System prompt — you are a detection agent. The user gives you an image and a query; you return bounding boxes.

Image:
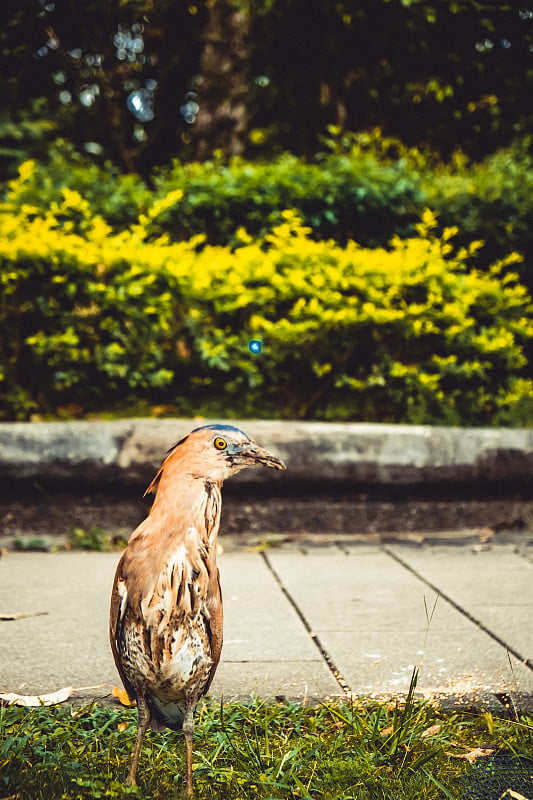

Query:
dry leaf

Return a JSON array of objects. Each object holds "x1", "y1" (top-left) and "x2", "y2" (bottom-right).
[
  {"x1": 479, "y1": 527, "x2": 494, "y2": 543},
  {"x1": 71, "y1": 683, "x2": 106, "y2": 693},
  {"x1": 449, "y1": 747, "x2": 495, "y2": 761},
  {"x1": 0, "y1": 686, "x2": 74, "y2": 707},
  {"x1": 112, "y1": 686, "x2": 134, "y2": 706},
  {"x1": 421, "y1": 724, "x2": 441, "y2": 738},
  {"x1": 380, "y1": 725, "x2": 394, "y2": 736},
  {"x1": 117, "y1": 721, "x2": 128, "y2": 732},
  {"x1": 0, "y1": 683, "x2": 106, "y2": 708},
  {"x1": 0, "y1": 611, "x2": 48, "y2": 621}
]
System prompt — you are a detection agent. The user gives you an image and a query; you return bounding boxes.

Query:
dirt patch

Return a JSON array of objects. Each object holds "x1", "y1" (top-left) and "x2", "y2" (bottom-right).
[{"x1": 1, "y1": 486, "x2": 531, "y2": 544}]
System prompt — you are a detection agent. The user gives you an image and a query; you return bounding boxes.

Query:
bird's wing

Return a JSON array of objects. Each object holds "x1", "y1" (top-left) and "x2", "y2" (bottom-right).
[
  {"x1": 203, "y1": 566, "x2": 223, "y2": 695},
  {"x1": 109, "y1": 553, "x2": 137, "y2": 703},
  {"x1": 110, "y1": 523, "x2": 218, "y2": 684}
]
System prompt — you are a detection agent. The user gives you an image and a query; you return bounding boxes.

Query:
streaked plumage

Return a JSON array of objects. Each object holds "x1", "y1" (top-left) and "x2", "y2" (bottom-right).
[{"x1": 109, "y1": 424, "x2": 285, "y2": 795}]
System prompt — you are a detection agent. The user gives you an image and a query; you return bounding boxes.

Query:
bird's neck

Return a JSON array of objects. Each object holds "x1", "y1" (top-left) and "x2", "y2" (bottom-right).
[
  {"x1": 123, "y1": 473, "x2": 223, "y2": 620},
  {"x1": 149, "y1": 470, "x2": 222, "y2": 551}
]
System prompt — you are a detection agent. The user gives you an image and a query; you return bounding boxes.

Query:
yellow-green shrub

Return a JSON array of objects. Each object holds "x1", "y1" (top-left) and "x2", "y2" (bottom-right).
[
  {"x1": 1, "y1": 184, "x2": 532, "y2": 424},
  {"x1": 7, "y1": 140, "x2": 533, "y2": 297},
  {"x1": 426, "y1": 141, "x2": 533, "y2": 292},
  {"x1": 3, "y1": 141, "x2": 422, "y2": 247}
]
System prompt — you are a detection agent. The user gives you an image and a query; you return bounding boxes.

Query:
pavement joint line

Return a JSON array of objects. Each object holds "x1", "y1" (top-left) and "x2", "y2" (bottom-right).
[
  {"x1": 518, "y1": 548, "x2": 533, "y2": 566},
  {"x1": 260, "y1": 551, "x2": 353, "y2": 697},
  {"x1": 382, "y1": 545, "x2": 533, "y2": 674}
]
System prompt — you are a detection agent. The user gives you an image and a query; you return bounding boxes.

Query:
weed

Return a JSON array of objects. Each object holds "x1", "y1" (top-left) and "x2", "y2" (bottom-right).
[
  {"x1": 13, "y1": 537, "x2": 51, "y2": 552},
  {"x1": 67, "y1": 526, "x2": 128, "y2": 552}
]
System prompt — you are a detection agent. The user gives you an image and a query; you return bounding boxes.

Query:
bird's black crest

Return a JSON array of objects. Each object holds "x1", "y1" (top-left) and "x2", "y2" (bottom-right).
[{"x1": 193, "y1": 423, "x2": 249, "y2": 437}]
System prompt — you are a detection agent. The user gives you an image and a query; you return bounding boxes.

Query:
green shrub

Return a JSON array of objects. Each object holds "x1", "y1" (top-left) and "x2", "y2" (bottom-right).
[
  {"x1": 426, "y1": 140, "x2": 533, "y2": 291},
  {"x1": 7, "y1": 137, "x2": 533, "y2": 296},
  {"x1": 1, "y1": 141, "x2": 150, "y2": 231},
  {"x1": 147, "y1": 151, "x2": 422, "y2": 247},
  {"x1": 178, "y1": 210, "x2": 533, "y2": 426},
  {"x1": 4, "y1": 140, "x2": 422, "y2": 247},
  {"x1": 319, "y1": 130, "x2": 533, "y2": 292},
  {"x1": 1, "y1": 180, "x2": 531, "y2": 426}
]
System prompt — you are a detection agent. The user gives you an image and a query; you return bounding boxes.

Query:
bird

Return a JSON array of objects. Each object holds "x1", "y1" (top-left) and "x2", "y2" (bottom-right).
[{"x1": 109, "y1": 423, "x2": 286, "y2": 796}]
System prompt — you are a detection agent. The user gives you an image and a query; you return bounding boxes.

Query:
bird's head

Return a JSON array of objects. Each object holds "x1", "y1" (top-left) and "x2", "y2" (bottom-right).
[{"x1": 146, "y1": 424, "x2": 286, "y2": 493}]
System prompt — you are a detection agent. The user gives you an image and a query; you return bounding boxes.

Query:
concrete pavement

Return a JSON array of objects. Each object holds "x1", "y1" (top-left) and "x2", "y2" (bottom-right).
[{"x1": 1, "y1": 541, "x2": 532, "y2": 710}]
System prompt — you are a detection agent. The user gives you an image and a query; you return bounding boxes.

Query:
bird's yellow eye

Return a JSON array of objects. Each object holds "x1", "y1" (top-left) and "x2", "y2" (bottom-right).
[{"x1": 213, "y1": 437, "x2": 227, "y2": 451}]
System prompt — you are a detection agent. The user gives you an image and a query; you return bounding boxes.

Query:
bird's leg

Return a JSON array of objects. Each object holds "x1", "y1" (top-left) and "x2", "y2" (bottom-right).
[
  {"x1": 183, "y1": 708, "x2": 195, "y2": 797},
  {"x1": 126, "y1": 696, "x2": 150, "y2": 786}
]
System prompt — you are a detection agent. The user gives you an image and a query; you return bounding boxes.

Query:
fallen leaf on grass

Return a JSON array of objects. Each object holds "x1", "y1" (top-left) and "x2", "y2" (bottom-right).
[
  {"x1": 117, "y1": 721, "x2": 128, "y2": 732},
  {"x1": 448, "y1": 747, "x2": 495, "y2": 761},
  {"x1": 0, "y1": 687, "x2": 74, "y2": 707},
  {"x1": 421, "y1": 724, "x2": 442, "y2": 738},
  {"x1": 380, "y1": 725, "x2": 394, "y2": 736},
  {"x1": 112, "y1": 686, "x2": 134, "y2": 706}
]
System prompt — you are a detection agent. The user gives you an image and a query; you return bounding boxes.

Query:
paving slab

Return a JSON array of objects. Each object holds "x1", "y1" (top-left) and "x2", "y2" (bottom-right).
[
  {"x1": 384, "y1": 545, "x2": 533, "y2": 664},
  {"x1": 210, "y1": 553, "x2": 340, "y2": 699},
  {"x1": 0, "y1": 552, "x2": 118, "y2": 697},
  {"x1": 267, "y1": 545, "x2": 533, "y2": 699},
  {"x1": 209, "y1": 661, "x2": 339, "y2": 701},
  {"x1": 218, "y1": 553, "x2": 323, "y2": 662}
]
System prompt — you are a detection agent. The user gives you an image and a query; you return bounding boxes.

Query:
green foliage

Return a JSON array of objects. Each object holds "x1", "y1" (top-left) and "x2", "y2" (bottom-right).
[
  {"x1": 0, "y1": 101, "x2": 60, "y2": 181},
  {"x1": 248, "y1": 1, "x2": 533, "y2": 160},
  {"x1": 427, "y1": 139, "x2": 533, "y2": 290},
  {"x1": 322, "y1": 129, "x2": 533, "y2": 290},
  {"x1": 4, "y1": 140, "x2": 422, "y2": 248},
  {"x1": 148, "y1": 150, "x2": 423, "y2": 248},
  {"x1": 0, "y1": 141, "x2": 150, "y2": 230},
  {"x1": 1, "y1": 163, "x2": 532, "y2": 427},
  {"x1": 0, "y1": 1, "x2": 210, "y2": 172},
  {"x1": 67, "y1": 526, "x2": 128, "y2": 551},
  {"x1": 180, "y1": 209, "x2": 532, "y2": 426},
  {"x1": 1, "y1": 698, "x2": 532, "y2": 799}
]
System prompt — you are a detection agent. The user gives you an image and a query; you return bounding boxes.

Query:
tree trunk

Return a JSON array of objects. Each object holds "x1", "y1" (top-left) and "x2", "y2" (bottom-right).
[{"x1": 193, "y1": 0, "x2": 250, "y2": 159}]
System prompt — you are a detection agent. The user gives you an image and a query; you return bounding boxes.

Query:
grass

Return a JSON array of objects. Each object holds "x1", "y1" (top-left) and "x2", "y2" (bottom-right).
[{"x1": 1, "y1": 690, "x2": 532, "y2": 800}]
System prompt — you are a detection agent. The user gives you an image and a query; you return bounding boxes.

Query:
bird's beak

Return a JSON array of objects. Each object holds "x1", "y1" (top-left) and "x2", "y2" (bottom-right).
[{"x1": 236, "y1": 444, "x2": 286, "y2": 471}]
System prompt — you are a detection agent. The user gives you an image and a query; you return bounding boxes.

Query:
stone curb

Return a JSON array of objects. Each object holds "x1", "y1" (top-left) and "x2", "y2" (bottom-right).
[{"x1": 1, "y1": 419, "x2": 532, "y2": 489}]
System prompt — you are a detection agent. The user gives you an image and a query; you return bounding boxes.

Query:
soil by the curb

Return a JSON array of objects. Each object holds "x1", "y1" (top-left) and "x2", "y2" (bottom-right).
[{"x1": 1, "y1": 485, "x2": 531, "y2": 547}]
